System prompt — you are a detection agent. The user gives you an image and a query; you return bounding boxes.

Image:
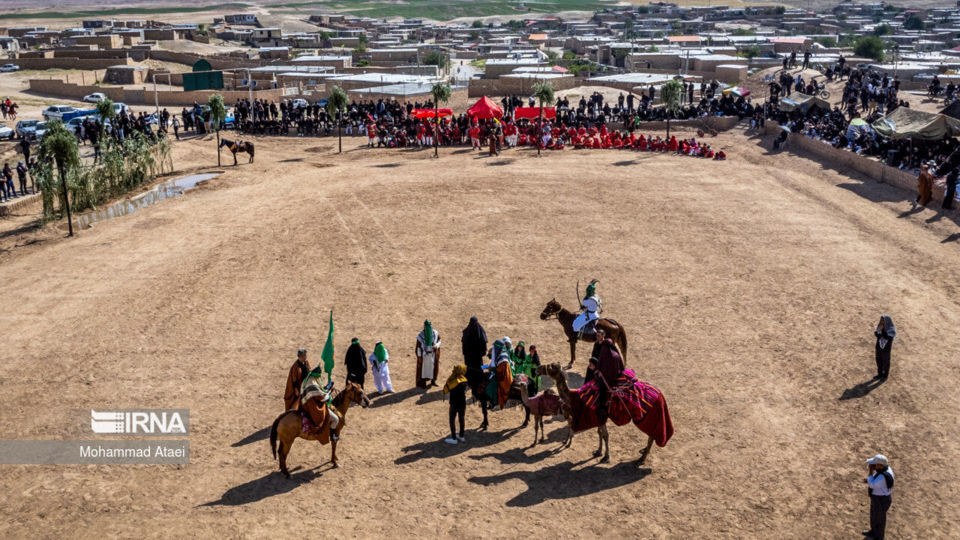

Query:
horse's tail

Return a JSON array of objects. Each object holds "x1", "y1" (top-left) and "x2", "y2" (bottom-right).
[
  {"x1": 270, "y1": 411, "x2": 291, "y2": 460},
  {"x1": 606, "y1": 318, "x2": 627, "y2": 361}
]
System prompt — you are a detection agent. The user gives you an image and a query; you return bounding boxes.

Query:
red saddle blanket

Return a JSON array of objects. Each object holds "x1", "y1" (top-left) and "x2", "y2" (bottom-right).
[{"x1": 569, "y1": 369, "x2": 673, "y2": 447}]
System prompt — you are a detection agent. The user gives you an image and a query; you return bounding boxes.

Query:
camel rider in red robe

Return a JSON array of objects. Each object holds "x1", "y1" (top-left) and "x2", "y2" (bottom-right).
[
  {"x1": 300, "y1": 367, "x2": 340, "y2": 440},
  {"x1": 572, "y1": 280, "x2": 602, "y2": 339}
]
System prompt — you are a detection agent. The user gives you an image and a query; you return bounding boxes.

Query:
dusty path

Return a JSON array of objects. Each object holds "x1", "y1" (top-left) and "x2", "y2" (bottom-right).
[{"x1": 1, "y1": 128, "x2": 958, "y2": 537}]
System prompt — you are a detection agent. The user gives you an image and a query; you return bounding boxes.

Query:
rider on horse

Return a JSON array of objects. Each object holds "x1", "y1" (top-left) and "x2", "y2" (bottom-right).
[
  {"x1": 300, "y1": 366, "x2": 339, "y2": 441},
  {"x1": 284, "y1": 348, "x2": 311, "y2": 410},
  {"x1": 573, "y1": 279, "x2": 602, "y2": 340}
]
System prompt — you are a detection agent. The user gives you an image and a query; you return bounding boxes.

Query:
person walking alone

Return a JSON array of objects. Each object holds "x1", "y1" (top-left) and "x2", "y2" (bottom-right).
[
  {"x1": 874, "y1": 316, "x2": 896, "y2": 380},
  {"x1": 863, "y1": 454, "x2": 894, "y2": 540}
]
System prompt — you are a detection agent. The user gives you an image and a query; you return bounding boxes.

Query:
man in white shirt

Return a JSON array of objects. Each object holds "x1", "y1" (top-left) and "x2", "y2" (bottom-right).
[{"x1": 863, "y1": 454, "x2": 894, "y2": 540}]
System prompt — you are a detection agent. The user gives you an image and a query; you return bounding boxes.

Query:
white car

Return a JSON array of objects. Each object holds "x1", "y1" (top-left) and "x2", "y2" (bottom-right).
[
  {"x1": 83, "y1": 92, "x2": 107, "y2": 103},
  {"x1": 34, "y1": 121, "x2": 49, "y2": 138},
  {"x1": 0, "y1": 122, "x2": 13, "y2": 139},
  {"x1": 0, "y1": 64, "x2": 18, "y2": 72},
  {"x1": 113, "y1": 102, "x2": 130, "y2": 116},
  {"x1": 42, "y1": 105, "x2": 77, "y2": 121},
  {"x1": 292, "y1": 98, "x2": 309, "y2": 109}
]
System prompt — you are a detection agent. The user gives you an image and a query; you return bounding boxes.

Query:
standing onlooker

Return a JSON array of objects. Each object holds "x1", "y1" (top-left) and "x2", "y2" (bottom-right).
[
  {"x1": 0, "y1": 163, "x2": 8, "y2": 201},
  {"x1": 2, "y1": 162, "x2": 15, "y2": 199},
  {"x1": 943, "y1": 169, "x2": 957, "y2": 210},
  {"x1": 19, "y1": 136, "x2": 30, "y2": 163},
  {"x1": 172, "y1": 115, "x2": 180, "y2": 140},
  {"x1": 442, "y1": 364, "x2": 468, "y2": 444},
  {"x1": 415, "y1": 320, "x2": 441, "y2": 388},
  {"x1": 863, "y1": 454, "x2": 894, "y2": 540},
  {"x1": 344, "y1": 338, "x2": 368, "y2": 389},
  {"x1": 916, "y1": 161, "x2": 935, "y2": 206},
  {"x1": 369, "y1": 341, "x2": 393, "y2": 395},
  {"x1": 874, "y1": 316, "x2": 896, "y2": 380},
  {"x1": 16, "y1": 161, "x2": 28, "y2": 196}
]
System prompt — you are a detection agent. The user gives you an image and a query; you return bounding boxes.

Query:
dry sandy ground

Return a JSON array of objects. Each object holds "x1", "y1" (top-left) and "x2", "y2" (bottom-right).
[{"x1": 1, "y1": 125, "x2": 959, "y2": 538}]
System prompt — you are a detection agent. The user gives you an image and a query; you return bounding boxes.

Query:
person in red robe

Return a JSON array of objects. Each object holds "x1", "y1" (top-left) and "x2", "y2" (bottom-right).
[
  {"x1": 668, "y1": 136, "x2": 678, "y2": 153},
  {"x1": 639, "y1": 135, "x2": 647, "y2": 150},
  {"x1": 715, "y1": 150, "x2": 726, "y2": 160}
]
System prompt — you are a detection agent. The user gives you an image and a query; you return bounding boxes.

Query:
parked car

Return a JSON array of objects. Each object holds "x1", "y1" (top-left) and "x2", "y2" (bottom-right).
[
  {"x1": 42, "y1": 105, "x2": 77, "y2": 121},
  {"x1": 82, "y1": 92, "x2": 107, "y2": 103},
  {"x1": 0, "y1": 64, "x2": 19, "y2": 72},
  {"x1": 0, "y1": 122, "x2": 13, "y2": 139},
  {"x1": 15, "y1": 119, "x2": 39, "y2": 139},
  {"x1": 113, "y1": 102, "x2": 130, "y2": 116},
  {"x1": 34, "y1": 121, "x2": 49, "y2": 138}
]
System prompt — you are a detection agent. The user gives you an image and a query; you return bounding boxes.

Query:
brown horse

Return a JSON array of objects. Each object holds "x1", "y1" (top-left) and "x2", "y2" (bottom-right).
[
  {"x1": 269, "y1": 381, "x2": 370, "y2": 477},
  {"x1": 536, "y1": 363, "x2": 656, "y2": 464},
  {"x1": 539, "y1": 298, "x2": 628, "y2": 369},
  {"x1": 219, "y1": 138, "x2": 255, "y2": 165}
]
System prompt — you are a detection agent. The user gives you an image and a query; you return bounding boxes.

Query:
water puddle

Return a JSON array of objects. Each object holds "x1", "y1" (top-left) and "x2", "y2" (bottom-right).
[{"x1": 74, "y1": 172, "x2": 220, "y2": 230}]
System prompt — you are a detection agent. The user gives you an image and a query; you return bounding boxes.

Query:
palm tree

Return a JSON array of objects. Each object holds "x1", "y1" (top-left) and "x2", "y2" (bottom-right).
[
  {"x1": 533, "y1": 81, "x2": 554, "y2": 157},
  {"x1": 95, "y1": 97, "x2": 115, "y2": 146},
  {"x1": 207, "y1": 94, "x2": 227, "y2": 166},
  {"x1": 327, "y1": 86, "x2": 348, "y2": 153},
  {"x1": 661, "y1": 78, "x2": 683, "y2": 139},
  {"x1": 430, "y1": 82, "x2": 451, "y2": 158},
  {"x1": 39, "y1": 120, "x2": 80, "y2": 236}
]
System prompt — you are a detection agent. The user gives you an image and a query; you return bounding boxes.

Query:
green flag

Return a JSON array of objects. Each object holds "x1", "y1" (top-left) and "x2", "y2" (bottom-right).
[{"x1": 321, "y1": 310, "x2": 334, "y2": 382}]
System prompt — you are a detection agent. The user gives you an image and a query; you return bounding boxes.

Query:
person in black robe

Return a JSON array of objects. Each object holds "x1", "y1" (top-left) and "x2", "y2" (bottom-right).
[
  {"x1": 874, "y1": 316, "x2": 896, "y2": 380},
  {"x1": 345, "y1": 338, "x2": 368, "y2": 388},
  {"x1": 461, "y1": 317, "x2": 488, "y2": 389}
]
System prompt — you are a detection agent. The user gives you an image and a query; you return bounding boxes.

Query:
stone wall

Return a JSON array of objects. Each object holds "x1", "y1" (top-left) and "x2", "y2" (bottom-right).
[
  {"x1": 28, "y1": 78, "x2": 285, "y2": 106},
  {"x1": 467, "y1": 76, "x2": 581, "y2": 98},
  {"x1": 15, "y1": 57, "x2": 134, "y2": 70}
]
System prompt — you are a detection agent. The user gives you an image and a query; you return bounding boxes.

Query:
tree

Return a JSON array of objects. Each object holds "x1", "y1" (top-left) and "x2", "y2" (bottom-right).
[
  {"x1": 327, "y1": 86, "x2": 348, "y2": 154},
  {"x1": 904, "y1": 15, "x2": 925, "y2": 31},
  {"x1": 207, "y1": 93, "x2": 226, "y2": 166},
  {"x1": 814, "y1": 36, "x2": 837, "y2": 48},
  {"x1": 422, "y1": 51, "x2": 450, "y2": 72},
  {"x1": 38, "y1": 120, "x2": 79, "y2": 236},
  {"x1": 95, "y1": 97, "x2": 115, "y2": 151},
  {"x1": 430, "y1": 82, "x2": 451, "y2": 158},
  {"x1": 874, "y1": 23, "x2": 893, "y2": 36},
  {"x1": 472, "y1": 20, "x2": 484, "y2": 28},
  {"x1": 532, "y1": 81, "x2": 554, "y2": 157},
  {"x1": 854, "y1": 36, "x2": 885, "y2": 62},
  {"x1": 739, "y1": 45, "x2": 761, "y2": 67},
  {"x1": 661, "y1": 78, "x2": 683, "y2": 139}
]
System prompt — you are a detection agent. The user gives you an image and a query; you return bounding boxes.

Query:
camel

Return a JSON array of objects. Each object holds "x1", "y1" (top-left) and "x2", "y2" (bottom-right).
[
  {"x1": 517, "y1": 374, "x2": 568, "y2": 446},
  {"x1": 536, "y1": 363, "x2": 658, "y2": 464},
  {"x1": 539, "y1": 298, "x2": 628, "y2": 370},
  {"x1": 269, "y1": 381, "x2": 370, "y2": 477},
  {"x1": 534, "y1": 364, "x2": 576, "y2": 448}
]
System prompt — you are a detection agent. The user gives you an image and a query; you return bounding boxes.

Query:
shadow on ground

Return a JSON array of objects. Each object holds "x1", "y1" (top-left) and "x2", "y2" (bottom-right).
[{"x1": 468, "y1": 460, "x2": 651, "y2": 507}]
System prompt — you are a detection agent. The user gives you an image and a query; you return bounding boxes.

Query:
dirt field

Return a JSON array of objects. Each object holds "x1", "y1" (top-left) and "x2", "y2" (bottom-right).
[{"x1": 1, "y1": 125, "x2": 959, "y2": 538}]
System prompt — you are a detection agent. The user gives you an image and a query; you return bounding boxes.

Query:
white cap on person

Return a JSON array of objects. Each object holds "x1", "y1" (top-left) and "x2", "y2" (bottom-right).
[{"x1": 866, "y1": 454, "x2": 889, "y2": 466}]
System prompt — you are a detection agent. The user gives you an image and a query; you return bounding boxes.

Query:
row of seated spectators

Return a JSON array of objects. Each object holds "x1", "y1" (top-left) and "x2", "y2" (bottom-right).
[{"x1": 770, "y1": 104, "x2": 958, "y2": 173}]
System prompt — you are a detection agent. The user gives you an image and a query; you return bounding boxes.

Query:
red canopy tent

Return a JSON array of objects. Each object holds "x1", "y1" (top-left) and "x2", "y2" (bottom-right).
[
  {"x1": 514, "y1": 106, "x2": 556, "y2": 120},
  {"x1": 411, "y1": 108, "x2": 453, "y2": 119},
  {"x1": 467, "y1": 96, "x2": 504, "y2": 119}
]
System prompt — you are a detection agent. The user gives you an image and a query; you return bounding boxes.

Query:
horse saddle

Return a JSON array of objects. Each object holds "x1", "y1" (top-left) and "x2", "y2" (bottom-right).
[
  {"x1": 300, "y1": 399, "x2": 331, "y2": 443},
  {"x1": 582, "y1": 319, "x2": 598, "y2": 335}
]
